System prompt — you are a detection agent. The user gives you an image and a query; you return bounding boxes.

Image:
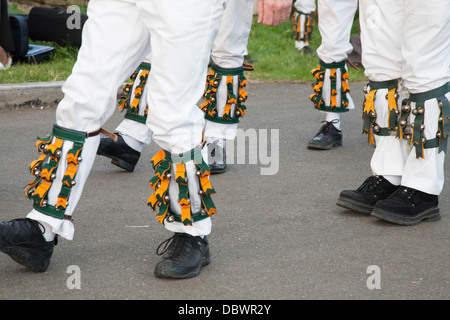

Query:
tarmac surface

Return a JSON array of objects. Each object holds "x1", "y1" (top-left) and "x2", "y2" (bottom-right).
[{"x1": 0, "y1": 80, "x2": 448, "y2": 301}]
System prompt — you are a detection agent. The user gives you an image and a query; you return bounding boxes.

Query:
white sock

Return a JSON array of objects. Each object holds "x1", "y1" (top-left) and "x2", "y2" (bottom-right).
[
  {"x1": 37, "y1": 221, "x2": 56, "y2": 242},
  {"x1": 383, "y1": 175, "x2": 401, "y2": 186},
  {"x1": 121, "y1": 134, "x2": 144, "y2": 152},
  {"x1": 325, "y1": 112, "x2": 341, "y2": 130}
]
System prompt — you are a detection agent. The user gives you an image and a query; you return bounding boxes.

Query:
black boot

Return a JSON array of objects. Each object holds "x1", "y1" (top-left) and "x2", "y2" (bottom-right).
[
  {"x1": 307, "y1": 120, "x2": 342, "y2": 150},
  {"x1": 205, "y1": 139, "x2": 227, "y2": 174},
  {"x1": 337, "y1": 175, "x2": 399, "y2": 215},
  {"x1": 372, "y1": 187, "x2": 440, "y2": 225},
  {"x1": 154, "y1": 233, "x2": 211, "y2": 279},
  {"x1": 0, "y1": 218, "x2": 56, "y2": 272},
  {"x1": 97, "y1": 134, "x2": 141, "y2": 172}
]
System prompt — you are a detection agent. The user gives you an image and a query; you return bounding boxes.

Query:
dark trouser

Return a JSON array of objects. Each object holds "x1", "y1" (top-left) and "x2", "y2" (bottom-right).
[{"x1": 0, "y1": 0, "x2": 14, "y2": 52}]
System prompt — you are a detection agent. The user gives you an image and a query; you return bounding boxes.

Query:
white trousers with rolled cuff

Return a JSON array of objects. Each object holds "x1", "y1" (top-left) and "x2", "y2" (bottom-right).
[
  {"x1": 116, "y1": 0, "x2": 253, "y2": 237},
  {"x1": 292, "y1": 0, "x2": 316, "y2": 50},
  {"x1": 117, "y1": 0, "x2": 254, "y2": 146},
  {"x1": 359, "y1": 0, "x2": 450, "y2": 195},
  {"x1": 311, "y1": 0, "x2": 357, "y2": 122},
  {"x1": 316, "y1": 0, "x2": 357, "y2": 65}
]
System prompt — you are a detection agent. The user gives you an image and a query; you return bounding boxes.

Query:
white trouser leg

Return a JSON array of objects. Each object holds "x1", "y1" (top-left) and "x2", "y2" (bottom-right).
[
  {"x1": 141, "y1": 0, "x2": 227, "y2": 155},
  {"x1": 28, "y1": 0, "x2": 152, "y2": 240},
  {"x1": 140, "y1": 0, "x2": 227, "y2": 235},
  {"x1": 399, "y1": 1, "x2": 449, "y2": 195},
  {"x1": 292, "y1": 0, "x2": 316, "y2": 50},
  {"x1": 360, "y1": 1, "x2": 405, "y2": 184},
  {"x1": 210, "y1": 0, "x2": 253, "y2": 69},
  {"x1": 360, "y1": 0, "x2": 450, "y2": 195},
  {"x1": 119, "y1": 0, "x2": 250, "y2": 146},
  {"x1": 401, "y1": 94, "x2": 449, "y2": 195},
  {"x1": 320, "y1": 63, "x2": 355, "y2": 110},
  {"x1": 206, "y1": 0, "x2": 253, "y2": 141},
  {"x1": 115, "y1": 54, "x2": 153, "y2": 147},
  {"x1": 56, "y1": 0, "x2": 151, "y2": 133},
  {"x1": 203, "y1": 73, "x2": 240, "y2": 141},
  {"x1": 27, "y1": 135, "x2": 100, "y2": 240},
  {"x1": 359, "y1": 0, "x2": 403, "y2": 82},
  {"x1": 369, "y1": 87, "x2": 409, "y2": 182},
  {"x1": 401, "y1": 0, "x2": 450, "y2": 93},
  {"x1": 316, "y1": 0, "x2": 358, "y2": 64},
  {"x1": 27, "y1": 0, "x2": 227, "y2": 239},
  {"x1": 313, "y1": 0, "x2": 357, "y2": 123},
  {"x1": 165, "y1": 160, "x2": 212, "y2": 237},
  {"x1": 293, "y1": 0, "x2": 316, "y2": 14}
]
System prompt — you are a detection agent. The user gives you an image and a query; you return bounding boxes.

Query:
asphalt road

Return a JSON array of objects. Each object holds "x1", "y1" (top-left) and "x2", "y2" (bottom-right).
[{"x1": 0, "y1": 81, "x2": 448, "y2": 301}]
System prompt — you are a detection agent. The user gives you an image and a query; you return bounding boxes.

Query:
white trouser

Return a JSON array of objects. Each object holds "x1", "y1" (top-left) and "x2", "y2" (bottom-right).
[
  {"x1": 312, "y1": 0, "x2": 357, "y2": 117},
  {"x1": 292, "y1": 0, "x2": 316, "y2": 50},
  {"x1": 360, "y1": 0, "x2": 450, "y2": 195},
  {"x1": 210, "y1": 0, "x2": 253, "y2": 69},
  {"x1": 294, "y1": 0, "x2": 316, "y2": 14},
  {"x1": 116, "y1": 0, "x2": 253, "y2": 145},
  {"x1": 116, "y1": 55, "x2": 153, "y2": 150},
  {"x1": 115, "y1": 1, "x2": 253, "y2": 235},
  {"x1": 206, "y1": 0, "x2": 254, "y2": 141},
  {"x1": 27, "y1": 0, "x2": 227, "y2": 240},
  {"x1": 316, "y1": 0, "x2": 358, "y2": 64}
]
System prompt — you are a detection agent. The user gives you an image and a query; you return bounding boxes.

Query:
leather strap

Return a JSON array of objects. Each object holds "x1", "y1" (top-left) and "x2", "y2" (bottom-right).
[
  {"x1": 243, "y1": 62, "x2": 254, "y2": 71},
  {"x1": 63, "y1": 215, "x2": 73, "y2": 222},
  {"x1": 345, "y1": 58, "x2": 358, "y2": 71},
  {"x1": 86, "y1": 128, "x2": 118, "y2": 142}
]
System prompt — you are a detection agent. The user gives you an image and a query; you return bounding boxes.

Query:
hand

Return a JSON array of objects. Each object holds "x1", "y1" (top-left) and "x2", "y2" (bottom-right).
[{"x1": 257, "y1": 0, "x2": 293, "y2": 26}]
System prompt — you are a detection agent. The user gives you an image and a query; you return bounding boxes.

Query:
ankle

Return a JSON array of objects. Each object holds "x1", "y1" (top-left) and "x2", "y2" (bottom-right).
[{"x1": 37, "y1": 221, "x2": 56, "y2": 242}]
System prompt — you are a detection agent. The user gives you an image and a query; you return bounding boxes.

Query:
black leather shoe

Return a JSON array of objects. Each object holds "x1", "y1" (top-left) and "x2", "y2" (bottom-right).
[
  {"x1": 210, "y1": 163, "x2": 227, "y2": 174},
  {"x1": 298, "y1": 46, "x2": 316, "y2": 55},
  {"x1": 372, "y1": 187, "x2": 440, "y2": 225},
  {"x1": 337, "y1": 175, "x2": 399, "y2": 215},
  {"x1": 154, "y1": 233, "x2": 211, "y2": 279},
  {"x1": 0, "y1": 218, "x2": 56, "y2": 272},
  {"x1": 97, "y1": 134, "x2": 141, "y2": 172},
  {"x1": 307, "y1": 121, "x2": 342, "y2": 150}
]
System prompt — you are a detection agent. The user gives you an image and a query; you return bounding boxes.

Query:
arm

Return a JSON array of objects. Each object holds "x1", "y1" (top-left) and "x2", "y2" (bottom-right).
[{"x1": 257, "y1": 0, "x2": 293, "y2": 26}]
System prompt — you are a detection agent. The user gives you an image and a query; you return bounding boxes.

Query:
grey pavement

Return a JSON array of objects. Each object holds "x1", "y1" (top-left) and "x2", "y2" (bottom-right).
[{"x1": 0, "y1": 80, "x2": 448, "y2": 300}]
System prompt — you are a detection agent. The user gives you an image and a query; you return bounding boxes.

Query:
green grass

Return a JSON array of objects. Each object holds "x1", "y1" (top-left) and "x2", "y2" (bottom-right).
[
  {"x1": 1, "y1": 8, "x2": 366, "y2": 84},
  {"x1": 1, "y1": 3, "x2": 82, "y2": 84},
  {"x1": 0, "y1": 41, "x2": 79, "y2": 84},
  {"x1": 246, "y1": 16, "x2": 367, "y2": 83}
]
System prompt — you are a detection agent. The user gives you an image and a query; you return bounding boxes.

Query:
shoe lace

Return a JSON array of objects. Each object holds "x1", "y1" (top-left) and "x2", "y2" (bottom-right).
[
  {"x1": 357, "y1": 175, "x2": 384, "y2": 193},
  {"x1": 316, "y1": 120, "x2": 340, "y2": 134},
  {"x1": 390, "y1": 186, "x2": 417, "y2": 199},
  {"x1": 8, "y1": 218, "x2": 58, "y2": 245},
  {"x1": 156, "y1": 233, "x2": 192, "y2": 257}
]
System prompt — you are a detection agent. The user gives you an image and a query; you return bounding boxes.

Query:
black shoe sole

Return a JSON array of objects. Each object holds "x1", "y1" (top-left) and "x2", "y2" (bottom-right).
[
  {"x1": 307, "y1": 140, "x2": 342, "y2": 150},
  {"x1": 210, "y1": 165, "x2": 227, "y2": 175},
  {"x1": 371, "y1": 206, "x2": 441, "y2": 226},
  {"x1": 154, "y1": 255, "x2": 211, "y2": 279},
  {"x1": 336, "y1": 196, "x2": 374, "y2": 215},
  {"x1": 97, "y1": 149, "x2": 135, "y2": 172}
]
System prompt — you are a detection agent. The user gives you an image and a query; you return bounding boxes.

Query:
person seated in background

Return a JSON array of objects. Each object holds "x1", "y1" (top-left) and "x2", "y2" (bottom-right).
[{"x1": 0, "y1": 0, "x2": 13, "y2": 69}]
